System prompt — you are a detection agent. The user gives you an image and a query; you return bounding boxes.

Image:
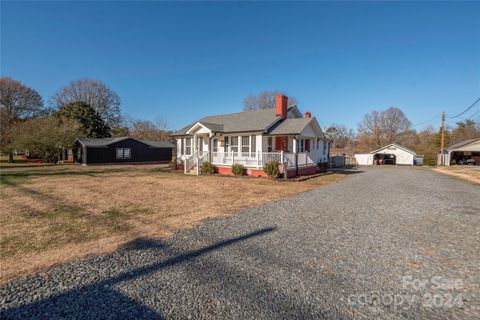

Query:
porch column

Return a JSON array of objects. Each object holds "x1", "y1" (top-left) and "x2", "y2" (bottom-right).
[
  {"x1": 193, "y1": 134, "x2": 196, "y2": 154},
  {"x1": 292, "y1": 137, "x2": 298, "y2": 171},
  {"x1": 208, "y1": 133, "x2": 213, "y2": 163}
]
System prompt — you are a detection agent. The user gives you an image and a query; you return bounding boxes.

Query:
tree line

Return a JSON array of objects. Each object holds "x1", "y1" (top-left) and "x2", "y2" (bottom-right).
[
  {"x1": 245, "y1": 91, "x2": 480, "y2": 165},
  {"x1": 327, "y1": 108, "x2": 479, "y2": 165},
  {"x1": 2, "y1": 83, "x2": 478, "y2": 165},
  {"x1": 0, "y1": 77, "x2": 170, "y2": 163}
]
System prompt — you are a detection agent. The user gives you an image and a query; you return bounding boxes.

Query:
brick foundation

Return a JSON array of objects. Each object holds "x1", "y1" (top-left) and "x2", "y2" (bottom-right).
[
  {"x1": 285, "y1": 165, "x2": 317, "y2": 178},
  {"x1": 214, "y1": 166, "x2": 269, "y2": 178},
  {"x1": 214, "y1": 165, "x2": 318, "y2": 178}
]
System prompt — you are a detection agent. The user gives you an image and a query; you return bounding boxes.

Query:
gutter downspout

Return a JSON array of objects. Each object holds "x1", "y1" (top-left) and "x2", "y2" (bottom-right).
[
  {"x1": 209, "y1": 133, "x2": 217, "y2": 163},
  {"x1": 294, "y1": 135, "x2": 299, "y2": 177}
]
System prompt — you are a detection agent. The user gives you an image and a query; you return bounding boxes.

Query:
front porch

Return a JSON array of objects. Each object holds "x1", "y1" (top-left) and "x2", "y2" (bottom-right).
[
  {"x1": 176, "y1": 122, "x2": 326, "y2": 177},
  {"x1": 181, "y1": 149, "x2": 317, "y2": 177}
]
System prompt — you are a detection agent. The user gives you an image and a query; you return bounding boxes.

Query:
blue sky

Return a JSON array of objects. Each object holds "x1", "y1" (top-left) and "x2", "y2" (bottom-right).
[{"x1": 1, "y1": 1, "x2": 479, "y2": 131}]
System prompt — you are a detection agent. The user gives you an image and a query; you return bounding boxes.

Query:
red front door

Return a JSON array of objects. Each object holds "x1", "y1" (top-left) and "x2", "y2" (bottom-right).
[{"x1": 275, "y1": 136, "x2": 288, "y2": 152}]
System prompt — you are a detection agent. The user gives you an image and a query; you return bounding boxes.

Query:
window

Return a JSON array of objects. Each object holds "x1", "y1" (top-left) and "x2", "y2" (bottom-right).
[
  {"x1": 212, "y1": 139, "x2": 218, "y2": 152},
  {"x1": 267, "y1": 137, "x2": 273, "y2": 152},
  {"x1": 241, "y1": 136, "x2": 249, "y2": 156},
  {"x1": 230, "y1": 136, "x2": 238, "y2": 153},
  {"x1": 297, "y1": 139, "x2": 305, "y2": 152},
  {"x1": 198, "y1": 137, "x2": 203, "y2": 153},
  {"x1": 250, "y1": 135, "x2": 256, "y2": 156},
  {"x1": 180, "y1": 139, "x2": 184, "y2": 155},
  {"x1": 224, "y1": 137, "x2": 229, "y2": 152},
  {"x1": 185, "y1": 138, "x2": 192, "y2": 155},
  {"x1": 116, "y1": 148, "x2": 131, "y2": 159}
]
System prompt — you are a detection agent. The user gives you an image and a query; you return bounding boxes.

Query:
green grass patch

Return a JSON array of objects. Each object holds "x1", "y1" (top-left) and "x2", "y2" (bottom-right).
[{"x1": 104, "y1": 209, "x2": 125, "y2": 220}]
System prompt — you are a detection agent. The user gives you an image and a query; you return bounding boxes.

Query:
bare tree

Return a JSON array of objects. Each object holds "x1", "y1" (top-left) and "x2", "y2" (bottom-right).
[
  {"x1": 382, "y1": 107, "x2": 412, "y2": 144},
  {"x1": 243, "y1": 91, "x2": 298, "y2": 111},
  {"x1": 154, "y1": 116, "x2": 169, "y2": 131},
  {"x1": 128, "y1": 118, "x2": 171, "y2": 141},
  {"x1": 357, "y1": 107, "x2": 412, "y2": 150},
  {"x1": 0, "y1": 77, "x2": 45, "y2": 162},
  {"x1": 324, "y1": 124, "x2": 355, "y2": 148},
  {"x1": 450, "y1": 119, "x2": 480, "y2": 144},
  {"x1": 51, "y1": 78, "x2": 121, "y2": 127},
  {"x1": 357, "y1": 110, "x2": 384, "y2": 149}
]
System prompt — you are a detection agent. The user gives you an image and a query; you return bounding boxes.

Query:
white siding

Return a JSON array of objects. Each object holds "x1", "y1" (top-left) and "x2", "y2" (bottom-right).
[
  {"x1": 316, "y1": 140, "x2": 329, "y2": 163},
  {"x1": 300, "y1": 124, "x2": 317, "y2": 138},
  {"x1": 374, "y1": 147, "x2": 414, "y2": 165},
  {"x1": 255, "y1": 135, "x2": 263, "y2": 154},
  {"x1": 176, "y1": 138, "x2": 183, "y2": 160},
  {"x1": 355, "y1": 154, "x2": 374, "y2": 165}
]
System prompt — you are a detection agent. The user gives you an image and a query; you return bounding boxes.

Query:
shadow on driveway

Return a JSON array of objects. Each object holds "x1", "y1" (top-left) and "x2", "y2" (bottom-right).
[{"x1": 1, "y1": 227, "x2": 277, "y2": 319}]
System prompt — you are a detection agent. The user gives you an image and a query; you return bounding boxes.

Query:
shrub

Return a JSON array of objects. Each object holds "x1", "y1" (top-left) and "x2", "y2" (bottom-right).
[
  {"x1": 263, "y1": 160, "x2": 281, "y2": 179},
  {"x1": 231, "y1": 164, "x2": 245, "y2": 176},
  {"x1": 423, "y1": 155, "x2": 436, "y2": 166},
  {"x1": 200, "y1": 161, "x2": 215, "y2": 174}
]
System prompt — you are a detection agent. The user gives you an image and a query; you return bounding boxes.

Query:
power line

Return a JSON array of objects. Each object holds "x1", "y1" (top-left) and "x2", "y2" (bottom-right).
[
  {"x1": 411, "y1": 114, "x2": 441, "y2": 128},
  {"x1": 446, "y1": 98, "x2": 480, "y2": 119},
  {"x1": 445, "y1": 108, "x2": 480, "y2": 124},
  {"x1": 466, "y1": 108, "x2": 480, "y2": 120}
]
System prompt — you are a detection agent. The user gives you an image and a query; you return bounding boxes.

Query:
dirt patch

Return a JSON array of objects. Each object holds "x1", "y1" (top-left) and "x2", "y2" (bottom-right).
[
  {"x1": 0, "y1": 168, "x2": 345, "y2": 283},
  {"x1": 432, "y1": 166, "x2": 480, "y2": 184}
]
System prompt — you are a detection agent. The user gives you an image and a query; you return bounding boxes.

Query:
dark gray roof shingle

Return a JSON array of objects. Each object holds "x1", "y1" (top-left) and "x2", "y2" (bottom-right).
[
  {"x1": 171, "y1": 108, "x2": 283, "y2": 135},
  {"x1": 447, "y1": 138, "x2": 480, "y2": 150},
  {"x1": 76, "y1": 137, "x2": 174, "y2": 148},
  {"x1": 268, "y1": 118, "x2": 313, "y2": 135}
]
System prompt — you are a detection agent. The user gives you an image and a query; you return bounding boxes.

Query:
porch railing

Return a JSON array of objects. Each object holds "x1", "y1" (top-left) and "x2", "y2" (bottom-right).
[
  {"x1": 186, "y1": 150, "x2": 317, "y2": 174},
  {"x1": 297, "y1": 152, "x2": 315, "y2": 167},
  {"x1": 211, "y1": 151, "x2": 281, "y2": 168},
  {"x1": 184, "y1": 151, "x2": 198, "y2": 174}
]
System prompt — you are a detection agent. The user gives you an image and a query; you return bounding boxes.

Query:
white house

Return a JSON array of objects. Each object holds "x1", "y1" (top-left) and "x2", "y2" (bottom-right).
[
  {"x1": 171, "y1": 95, "x2": 330, "y2": 177},
  {"x1": 355, "y1": 143, "x2": 422, "y2": 166},
  {"x1": 438, "y1": 138, "x2": 480, "y2": 166}
]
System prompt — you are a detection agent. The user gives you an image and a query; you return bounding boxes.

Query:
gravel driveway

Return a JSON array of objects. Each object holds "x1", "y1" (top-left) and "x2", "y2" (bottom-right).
[{"x1": 1, "y1": 166, "x2": 479, "y2": 319}]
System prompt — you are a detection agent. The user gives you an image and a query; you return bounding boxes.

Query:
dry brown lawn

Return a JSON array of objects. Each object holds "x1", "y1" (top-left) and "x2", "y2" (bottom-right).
[
  {"x1": 0, "y1": 166, "x2": 345, "y2": 283},
  {"x1": 433, "y1": 165, "x2": 480, "y2": 184}
]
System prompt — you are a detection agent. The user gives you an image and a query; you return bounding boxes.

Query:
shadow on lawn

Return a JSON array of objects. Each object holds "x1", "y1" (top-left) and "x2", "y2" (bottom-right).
[
  {"x1": 1, "y1": 227, "x2": 279, "y2": 320},
  {"x1": 0, "y1": 167, "x2": 173, "y2": 186}
]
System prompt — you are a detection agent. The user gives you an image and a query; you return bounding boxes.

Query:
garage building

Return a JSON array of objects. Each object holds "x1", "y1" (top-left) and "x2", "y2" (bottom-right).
[
  {"x1": 438, "y1": 138, "x2": 480, "y2": 166},
  {"x1": 355, "y1": 143, "x2": 422, "y2": 166}
]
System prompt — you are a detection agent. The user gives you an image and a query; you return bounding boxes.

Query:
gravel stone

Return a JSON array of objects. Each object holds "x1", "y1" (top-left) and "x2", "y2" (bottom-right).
[{"x1": 1, "y1": 166, "x2": 479, "y2": 319}]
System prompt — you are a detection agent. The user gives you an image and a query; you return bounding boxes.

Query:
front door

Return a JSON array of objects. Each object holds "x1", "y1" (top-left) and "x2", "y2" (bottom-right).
[
  {"x1": 197, "y1": 137, "x2": 204, "y2": 153},
  {"x1": 275, "y1": 136, "x2": 289, "y2": 152}
]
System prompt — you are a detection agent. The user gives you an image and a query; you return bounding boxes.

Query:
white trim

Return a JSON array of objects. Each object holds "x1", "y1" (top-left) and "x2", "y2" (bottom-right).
[
  {"x1": 185, "y1": 122, "x2": 213, "y2": 135},
  {"x1": 370, "y1": 143, "x2": 416, "y2": 156}
]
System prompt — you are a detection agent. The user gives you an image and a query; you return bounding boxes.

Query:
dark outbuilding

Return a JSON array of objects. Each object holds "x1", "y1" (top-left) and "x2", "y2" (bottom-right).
[{"x1": 72, "y1": 137, "x2": 174, "y2": 165}]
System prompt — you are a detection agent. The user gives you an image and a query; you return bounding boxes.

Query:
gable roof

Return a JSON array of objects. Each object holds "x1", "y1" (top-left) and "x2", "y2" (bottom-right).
[
  {"x1": 268, "y1": 117, "x2": 323, "y2": 137},
  {"x1": 75, "y1": 137, "x2": 174, "y2": 148},
  {"x1": 446, "y1": 138, "x2": 480, "y2": 151},
  {"x1": 171, "y1": 107, "x2": 299, "y2": 136},
  {"x1": 370, "y1": 143, "x2": 417, "y2": 155}
]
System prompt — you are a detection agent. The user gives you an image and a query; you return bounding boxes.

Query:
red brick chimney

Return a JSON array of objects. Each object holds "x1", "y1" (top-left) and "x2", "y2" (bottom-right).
[
  {"x1": 304, "y1": 111, "x2": 311, "y2": 118},
  {"x1": 275, "y1": 95, "x2": 288, "y2": 119}
]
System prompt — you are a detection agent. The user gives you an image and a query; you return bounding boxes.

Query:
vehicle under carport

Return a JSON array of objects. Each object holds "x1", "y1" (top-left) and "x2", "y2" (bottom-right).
[{"x1": 439, "y1": 138, "x2": 480, "y2": 166}]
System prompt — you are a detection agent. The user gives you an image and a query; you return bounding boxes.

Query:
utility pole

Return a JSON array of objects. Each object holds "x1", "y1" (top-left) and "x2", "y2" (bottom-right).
[{"x1": 440, "y1": 112, "x2": 445, "y2": 166}]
